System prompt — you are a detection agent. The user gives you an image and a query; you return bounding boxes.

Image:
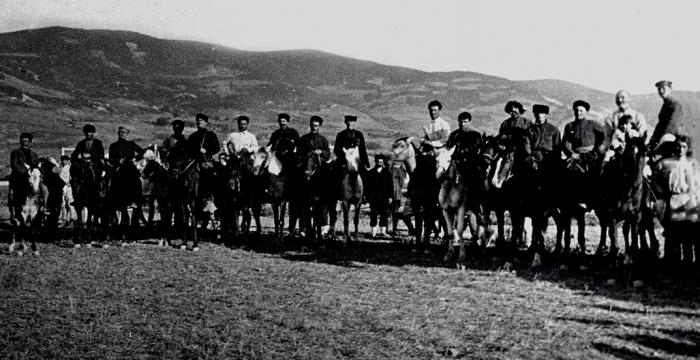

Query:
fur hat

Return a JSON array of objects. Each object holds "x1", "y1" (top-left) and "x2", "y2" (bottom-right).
[
  {"x1": 572, "y1": 100, "x2": 590, "y2": 111},
  {"x1": 504, "y1": 101, "x2": 526, "y2": 114}
]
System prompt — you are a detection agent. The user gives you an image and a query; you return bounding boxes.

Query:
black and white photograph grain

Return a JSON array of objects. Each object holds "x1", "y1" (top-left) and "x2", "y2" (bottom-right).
[{"x1": 1, "y1": 0, "x2": 699, "y2": 359}]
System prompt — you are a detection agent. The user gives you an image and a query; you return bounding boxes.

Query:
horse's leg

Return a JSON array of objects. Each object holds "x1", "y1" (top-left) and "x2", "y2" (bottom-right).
[
  {"x1": 645, "y1": 209, "x2": 659, "y2": 257},
  {"x1": 191, "y1": 205, "x2": 199, "y2": 251},
  {"x1": 328, "y1": 200, "x2": 337, "y2": 239},
  {"x1": 456, "y1": 205, "x2": 468, "y2": 267},
  {"x1": 271, "y1": 202, "x2": 280, "y2": 242},
  {"x1": 576, "y1": 211, "x2": 586, "y2": 255},
  {"x1": 342, "y1": 200, "x2": 350, "y2": 245},
  {"x1": 496, "y1": 210, "x2": 506, "y2": 249},
  {"x1": 563, "y1": 215, "x2": 572, "y2": 254},
  {"x1": 252, "y1": 204, "x2": 262, "y2": 235},
  {"x1": 596, "y1": 217, "x2": 608, "y2": 256},
  {"x1": 441, "y1": 208, "x2": 455, "y2": 262},
  {"x1": 353, "y1": 201, "x2": 361, "y2": 243}
]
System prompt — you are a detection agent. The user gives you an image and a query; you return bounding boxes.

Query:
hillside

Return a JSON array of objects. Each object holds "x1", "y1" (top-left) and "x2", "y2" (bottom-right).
[{"x1": 0, "y1": 26, "x2": 698, "y2": 172}]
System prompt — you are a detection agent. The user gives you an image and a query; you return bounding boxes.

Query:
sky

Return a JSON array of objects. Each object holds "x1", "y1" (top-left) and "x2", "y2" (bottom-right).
[{"x1": 2, "y1": 0, "x2": 700, "y2": 94}]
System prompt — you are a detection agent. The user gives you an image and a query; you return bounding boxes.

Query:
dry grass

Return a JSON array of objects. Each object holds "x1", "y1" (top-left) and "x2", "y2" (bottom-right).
[{"x1": 1, "y1": 229, "x2": 699, "y2": 360}]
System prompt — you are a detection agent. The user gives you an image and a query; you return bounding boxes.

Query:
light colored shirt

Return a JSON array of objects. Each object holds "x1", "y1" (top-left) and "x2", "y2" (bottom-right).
[
  {"x1": 604, "y1": 108, "x2": 648, "y2": 143},
  {"x1": 422, "y1": 116, "x2": 451, "y2": 148},
  {"x1": 225, "y1": 131, "x2": 258, "y2": 154}
]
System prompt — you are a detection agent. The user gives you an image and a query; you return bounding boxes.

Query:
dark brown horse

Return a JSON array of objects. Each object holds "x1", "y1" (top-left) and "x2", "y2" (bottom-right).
[
  {"x1": 70, "y1": 157, "x2": 113, "y2": 246},
  {"x1": 595, "y1": 137, "x2": 651, "y2": 264},
  {"x1": 392, "y1": 137, "x2": 442, "y2": 253},
  {"x1": 300, "y1": 151, "x2": 337, "y2": 246}
]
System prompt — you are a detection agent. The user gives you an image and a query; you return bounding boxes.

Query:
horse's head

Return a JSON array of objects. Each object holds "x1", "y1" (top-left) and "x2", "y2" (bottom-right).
[
  {"x1": 343, "y1": 146, "x2": 360, "y2": 174},
  {"x1": 392, "y1": 137, "x2": 417, "y2": 173},
  {"x1": 435, "y1": 147, "x2": 455, "y2": 179},
  {"x1": 28, "y1": 168, "x2": 42, "y2": 193},
  {"x1": 251, "y1": 148, "x2": 270, "y2": 175}
]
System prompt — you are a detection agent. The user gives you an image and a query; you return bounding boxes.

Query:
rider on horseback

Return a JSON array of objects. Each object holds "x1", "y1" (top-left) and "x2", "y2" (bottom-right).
[
  {"x1": 334, "y1": 115, "x2": 370, "y2": 175},
  {"x1": 561, "y1": 100, "x2": 607, "y2": 209},
  {"x1": 10, "y1": 132, "x2": 46, "y2": 210},
  {"x1": 422, "y1": 100, "x2": 450, "y2": 149},
  {"x1": 109, "y1": 126, "x2": 143, "y2": 208}
]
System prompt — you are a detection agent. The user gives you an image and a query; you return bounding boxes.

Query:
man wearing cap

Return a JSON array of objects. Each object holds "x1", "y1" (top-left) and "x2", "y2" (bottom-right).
[
  {"x1": 268, "y1": 113, "x2": 300, "y2": 174},
  {"x1": 527, "y1": 104, "x2": 561, "y2": 255},
  {"x1": 160, "y1": 119, "x2": 187, "y2": 170},
  {"x1": 527, "y1": 104, "x2": 561, "y2": 165},
  {"x1": 422, "y1": 100, "x2": 451, "y2": 148},
  {"x1": 499, "y1": 101, "x2": 532, "y2": 139},
  {"x1": 225, "y1": 115, "x2": 258, "y2": 156},
  {"x1": 366, "y1": 154, "x2": 393, "y2": 237},
  {"x1": 109, "y1": 127, "x2": 143, "y2": 167},
  {"x1": 71, "y1": 124, "x2": 105, "y2": 162},
  {"x1": 334, "y1": 115, "x2": 370, "y2": 172},
  {"x1": 604, "y1": 90, "x2": 649, "y2": 144},
  {"x1": 298, "y1": 115, "x2": 331, "y2": 163},
  {"x1": 186, "y1": 113, "x2": 221, "y2": 163},
  {"x1": 649, "y1": 80, "x2": 684, "y2": 151},
  {"x1": 10, "y1": 132, "x2": 40, "y2": 201}
]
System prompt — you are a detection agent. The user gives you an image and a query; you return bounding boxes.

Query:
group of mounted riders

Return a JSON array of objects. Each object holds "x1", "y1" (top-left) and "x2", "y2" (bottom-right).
[{"x1": 6, "y1": 79, "x2": 699, "y2": 271}]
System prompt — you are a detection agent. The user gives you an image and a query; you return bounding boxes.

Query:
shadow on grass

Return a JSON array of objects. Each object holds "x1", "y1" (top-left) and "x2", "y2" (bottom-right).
[{"x1": 1, "y1": 223, "x2": 699, "y2": 311}]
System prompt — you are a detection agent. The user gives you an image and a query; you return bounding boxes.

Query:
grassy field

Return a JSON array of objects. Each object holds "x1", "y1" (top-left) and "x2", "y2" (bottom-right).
[{"x1": 1, "y1": 187, "x2": 699, "y2": 359}]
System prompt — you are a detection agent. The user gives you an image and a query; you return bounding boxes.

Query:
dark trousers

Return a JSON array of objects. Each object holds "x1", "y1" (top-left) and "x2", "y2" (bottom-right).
[{"x1": 369, "y1": 200, "x2": 389, "y2": 227}]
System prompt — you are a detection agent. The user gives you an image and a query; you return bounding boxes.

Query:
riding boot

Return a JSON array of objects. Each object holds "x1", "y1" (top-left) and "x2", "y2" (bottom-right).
[{"x1": 380, "y1": 226, "x2": 387, "y2": 237}]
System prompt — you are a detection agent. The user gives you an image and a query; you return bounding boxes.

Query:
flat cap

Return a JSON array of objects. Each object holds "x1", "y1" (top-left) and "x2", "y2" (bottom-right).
[
  {"x1": 344, "y1": 115, "x2": 358, "y2": 122},
  {"x1": 655, "y1": 80, "x2": 672, "y2": 88}
]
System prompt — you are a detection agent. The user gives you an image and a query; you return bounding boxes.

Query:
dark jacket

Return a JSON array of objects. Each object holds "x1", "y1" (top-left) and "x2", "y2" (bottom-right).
[
  {"x1": 334, "y1": 129, "x2": 369, "y2": 169},
  {"x1": 109, "y1": 139, "x2": 142, "y2": 165},
  {"x1": 71, "y1": 138, "x2": 105, "y2": 162},
  {"x1": 527, "y1": 121, "x2": 561, "y2": 161},
  {"x1": 186, "y1": 129, "x2": 221, "y2": 162},
  {"x1": 10, "y1": 148, "x2": 39, "y2": 177},
  {"x1": 298, "y1": 133, "x2": 331, "y2": 162},
  {"x1": 649, "y1": 96, "x2": 684, "y2": 150},
  {"x1": 446, "y1": 128, "x2": 482, "y2": 163},
  {"x1": 366, "y1": 166, "x2": 393, "y2": 203},
  {"x1": 268, "y1": 127, "x2": 300, "y2": 154}
]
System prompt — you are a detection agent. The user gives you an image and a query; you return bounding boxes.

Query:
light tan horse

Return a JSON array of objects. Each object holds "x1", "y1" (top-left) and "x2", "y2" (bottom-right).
[{"x1": 9, "y1": 168, "x2": 47, "y2": 256}]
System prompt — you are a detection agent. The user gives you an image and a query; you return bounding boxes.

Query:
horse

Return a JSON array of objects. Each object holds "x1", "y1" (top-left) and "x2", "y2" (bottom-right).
[
  {"x1": 392, "y1": 137, "x2": 442, "y2": 252},
  {"x1": 435, "y1": 147, "x2": 480, "y2": 267},
  {"x1": 594, "y1": 137, "x2": 651, "y2": 265},
  {"x1": 8, "y1": 167, "x2": 47, "y2": 256},
  {"x1": 138, "y1": 149, "x2": 170, "y2": 240},
  {"x1": 236, "y1": 148, "x2": 288, "y2": 243},
  {"x1": 70, "y1": 157, "x2": 113, "y2": 246},
  {"x1": 168, "y1": 158, "x2": 208, "y2": 251},
  {"x1": 214, "y1": 155, "x2": 244, "y2": 246},
  {"x1": 337, "y1": 147, "x2": 363, "y2": 245},
  {"x1": 478, "y1": 134, "x2": 525, "y2": 251},
  {"x1": 300, "y1": 150, "x2": 337, "y2": 246}
]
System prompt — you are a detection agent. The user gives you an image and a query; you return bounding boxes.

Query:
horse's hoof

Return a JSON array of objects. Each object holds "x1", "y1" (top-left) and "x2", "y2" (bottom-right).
[
  {"x1": 531, "y1": 254, "x2": 542, "y2": 268},
  {"x1": 623, "y1": 255, "x2": 633, "y2": 265},
  {"x1": 423, "y1": 249, "x2": 431, "y2": 256},
  {"x1": 120, "y1": 242, "x2": 127, "y2": 247},
  {"x1": 411, "y1": 249, "x2": 420, "y2": 254},
  {"x1": 180, "y1": 245, "x2": 187, "y2": 250},
  {"x1": 192, "y1": 247, "x2": 200, "y2": 252},
  {"x1": 579, "y1": 265, "x2": 589, "y2": 272},
  {"x1": 32, "y1": 251, "x2": 40, "y2": 256},
  {"x1": 458, "y1": 264, "x2": 466, "y2": 271},
  {"x1": 606, "y1": 279, "x2": 617, "y2": 286},
  {"x1": 559, "y1": 264, "x2": 570, "y2": 271},
  {"x1": 16, "y1": 251, "x2": 24, "y2": 257},
  {"x1": 73, "y1": 244, "x2": 81, "y2": 249},
  {"x1": 503, "y1": 262, "x2": 514, "y2": 272},
  {"x1": 103, "y1": 244, "x2": 110, "y2": 249},
  {"x1": 633, "y1": 280, "x2": 645, "y2": 288}
]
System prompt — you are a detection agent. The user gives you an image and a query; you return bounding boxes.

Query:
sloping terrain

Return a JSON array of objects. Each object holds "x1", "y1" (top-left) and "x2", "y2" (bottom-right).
[{"x1": 0, "y1": 26, "x2": 698, "y2": 174}]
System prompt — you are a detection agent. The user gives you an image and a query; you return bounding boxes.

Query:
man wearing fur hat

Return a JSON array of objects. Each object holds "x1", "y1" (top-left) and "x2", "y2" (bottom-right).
[
  {"x1": 499, "y1": 101, "x2": 532, "y2": 138},
  {"x1": 562, "y1": 100, "x2": 606, "y2": 208},
  {"x1": 71, "y1": 124, "x2": 105, "y2": 162},
  {"x1": 527, "y1": 104, "x2": 561, "y2": 164}
]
